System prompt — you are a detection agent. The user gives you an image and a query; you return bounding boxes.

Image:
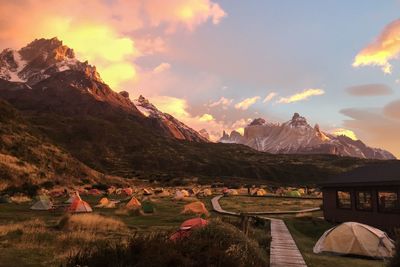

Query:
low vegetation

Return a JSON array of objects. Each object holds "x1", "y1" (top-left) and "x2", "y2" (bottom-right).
[{"x1": 66, "y1": 219, "x2": 268, "y2": 267}]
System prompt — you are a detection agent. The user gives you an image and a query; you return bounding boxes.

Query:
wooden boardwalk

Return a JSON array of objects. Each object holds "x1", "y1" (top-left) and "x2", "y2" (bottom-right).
[
  {"x1": 210, "y1": 195, "x2": 308, "y2": 267},
  {"x1": 269, "y1": 219, "x2": 307, "y2": 267}
]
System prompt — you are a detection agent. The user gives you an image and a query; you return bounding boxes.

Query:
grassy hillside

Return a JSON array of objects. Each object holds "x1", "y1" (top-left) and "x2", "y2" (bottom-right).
[{"x1": 0, "y1": 100, "x2": 111, "y2": 189}]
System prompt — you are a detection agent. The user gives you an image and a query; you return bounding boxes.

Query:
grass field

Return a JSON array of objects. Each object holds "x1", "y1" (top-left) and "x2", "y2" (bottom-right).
[
  {"x1": 0, "y1": 194, "x2": 270, "y2": 266},
  {"x1": 219, "y1": 195, "x2": 322, "y2": 213}
]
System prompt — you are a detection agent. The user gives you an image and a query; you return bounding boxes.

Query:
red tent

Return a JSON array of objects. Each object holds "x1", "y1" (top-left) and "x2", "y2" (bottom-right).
[
  {"x1": 170, "y1": 218, "x2": 208, "y2": 241},
  {"x1": 68, "y1": 196, "x2": 93, "y2": 213}
]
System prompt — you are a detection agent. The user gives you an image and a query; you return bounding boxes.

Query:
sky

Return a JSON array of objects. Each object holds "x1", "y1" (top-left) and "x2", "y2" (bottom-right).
[{"x1": 0, "y1": 0, "x2": 400, "y2": 157}]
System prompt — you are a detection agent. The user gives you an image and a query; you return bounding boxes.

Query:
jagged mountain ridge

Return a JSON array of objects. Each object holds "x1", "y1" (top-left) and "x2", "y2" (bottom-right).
[
  {"x1": 134, "y1": 95, "x2": 208, "y2": 142},
  {"x1": 0, "y1": 38, "x2": 206, "y2": 141},
  {"x1": 220, "y1": 113, "x2": 395, "y2": 160}
]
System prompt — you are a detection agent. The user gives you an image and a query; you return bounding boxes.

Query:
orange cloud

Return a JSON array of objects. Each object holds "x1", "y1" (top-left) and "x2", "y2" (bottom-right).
[
  {"x1": 235, "y1": 96, "x2": 261, "y2": 110},
  {"x1": 277, "y1": 88, "x2": 324, "y2": 104},
  {"x1": 353, "y1": 19, "x2": 400, "y2": 74},
  {"x1": 144, "y1": 0, "x2": 226, "y2": 32},
  {"x1": 331, "y1": 128, "x2": 358, "y2": 140},
  {"x1": 0, "y1": 0, "x2": 226, "y2": 89}
]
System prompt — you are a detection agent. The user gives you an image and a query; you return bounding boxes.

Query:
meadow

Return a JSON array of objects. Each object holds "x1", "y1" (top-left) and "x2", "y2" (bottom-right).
[{"x1": 0, "y1": 192, "x2": 393, "y2": 267}]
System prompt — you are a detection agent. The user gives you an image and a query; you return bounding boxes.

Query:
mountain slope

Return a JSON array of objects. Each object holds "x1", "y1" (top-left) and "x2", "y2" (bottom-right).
[
  {"x1": 220, "y1": 113, "x2": 395, "y2": 160},
  {"x1": 0, "y1": 99, "x2": 106, "y2": 188},
  {"x1": 134, "y1": 95, "x2": 208, "y2": 142}
]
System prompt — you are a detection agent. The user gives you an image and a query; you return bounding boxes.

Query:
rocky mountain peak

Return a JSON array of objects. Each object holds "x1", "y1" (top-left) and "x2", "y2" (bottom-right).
[
  {"x1": 249, "y1": 118, "x2": 266, "y2": 126},
  {"x1": 199, "y1": 129, "x2": 210, "y2": 140},
  {"x1": 289, "y1": 112, "x2": 308, "y2": 127},
  {"x1": 0, "y1": 37, "x2": 102, "y2": 85}
]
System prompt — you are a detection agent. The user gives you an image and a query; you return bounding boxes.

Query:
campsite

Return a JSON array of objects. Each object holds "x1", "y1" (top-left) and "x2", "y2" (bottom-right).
[{"x1": 0, "y1": 183, "x2": 394, "y2": 267}]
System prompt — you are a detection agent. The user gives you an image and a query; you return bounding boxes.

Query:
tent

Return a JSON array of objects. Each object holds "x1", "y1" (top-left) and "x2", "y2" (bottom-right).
[
  {"x1": 142, "y1": 201, "x2": 154, "y2": 213},
  {"x1": 88, "y1": 189, "x2": 102, "y2": 196},
  {"x1": 228, "y1": 189, "x2": 239, "y2": 196},
  {"x1": 170, "y1": 218, "x2": 208, "y2": 241},
  {"x1": 255, "y1": 189, "x2": 267, "y2": 196},
  {"x1": 203, "y1": 188, "x2": 212, "y2": 196},
  {"x1": 126, "y1": 197, "x2": 141, "y2": 209},
  {"x1": 313, "y1": 222, "x2": 395, "y2": 258},
  {"x1": 65, "y1": 192, "x2": 80, "y2": 204},
  {"x1": 298, "y1": 188, "x2": 306, "y2": 195},
  {"x1": 181, "y1": 190, "x2": 190, "y2": 197},
  {"x1": 30, "y1": 199, "x2": 53, "y2": 210},
  {"x1": 68, "y1": 196, "x2": 93, "y2": 213},
  {"x1": 123, "y1": 188, "x2": 133, "y2": 196},
  {"x1": 0, "y1": 195, "x2": 11, "y2": 204},
  {"x1": 174, "y1": 190, "x2": 185, "y2": 200},
  {"x1": 143, "y1": 188, "x2": 152, "y2": 195},
  {"x1": 182, "y1": 201, "x2": 209, "y2": 216},
  {"x1": 107, "y1": 187, "x2": 116, "y2": 195},
  {"x1": 95, "y1": 197, "x2": 116, "y2": 208},
  {"x1": 286, "y1": 190, "x2": 301, "y2": 197}
]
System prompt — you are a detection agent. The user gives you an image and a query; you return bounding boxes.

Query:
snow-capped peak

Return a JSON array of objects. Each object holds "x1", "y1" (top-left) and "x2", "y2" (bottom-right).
[{"x1": 0, "y1": 37, "x2": 102, "y2": 85}]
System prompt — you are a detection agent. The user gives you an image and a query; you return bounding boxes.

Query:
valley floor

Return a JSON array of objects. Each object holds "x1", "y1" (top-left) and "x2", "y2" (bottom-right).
[{"x1": 0, "y1": 193, "x2": 391, "y2": 267}]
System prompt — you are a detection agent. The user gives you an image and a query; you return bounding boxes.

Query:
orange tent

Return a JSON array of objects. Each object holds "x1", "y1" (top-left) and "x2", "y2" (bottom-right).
[
  {"x1": 182, "y1": 201, "x2": 209, "y2": 216},
  {"x1": 170, "y1": 218, "x2": 208, "y2": 241},
  {"x1": 123, "y1": 188, "x2": 133, "y2": 196},
  {"x1": 68, "y1": 196, "x2": 92, "y2": 213},
  {"x1": 126, "y1": 197, "x2": 141, "y2": 209}
]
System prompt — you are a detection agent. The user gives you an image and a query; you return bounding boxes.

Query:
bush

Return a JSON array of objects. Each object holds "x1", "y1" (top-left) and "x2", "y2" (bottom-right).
[{"x1": 65, "y1": 220, "x2": 268, "y2": 267}]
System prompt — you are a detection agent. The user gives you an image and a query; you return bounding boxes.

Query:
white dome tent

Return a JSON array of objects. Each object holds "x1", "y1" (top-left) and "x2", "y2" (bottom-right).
[{"x1": 313, "y1": 222, "x2": 395, "y2": 259}]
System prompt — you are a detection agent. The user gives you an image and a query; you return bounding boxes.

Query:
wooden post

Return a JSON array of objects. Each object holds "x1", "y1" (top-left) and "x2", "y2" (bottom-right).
[{"x1": 240, "y1": 213, "x2": 250, "y2": 236}]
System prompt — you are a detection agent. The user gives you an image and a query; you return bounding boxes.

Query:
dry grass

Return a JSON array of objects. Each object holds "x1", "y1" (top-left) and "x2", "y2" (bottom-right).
[{"x1": 61, "y1": 214, "x2": 126, "y2": 232}]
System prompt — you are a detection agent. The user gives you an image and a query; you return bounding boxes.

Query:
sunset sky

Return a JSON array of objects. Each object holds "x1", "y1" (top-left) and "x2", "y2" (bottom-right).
[{"x1": 1, "y1": 0, "x2": 400, "y2": 157}]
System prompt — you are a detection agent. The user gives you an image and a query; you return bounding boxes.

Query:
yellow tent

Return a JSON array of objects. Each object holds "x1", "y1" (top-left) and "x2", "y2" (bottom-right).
[
  {"x1": 228, "y1": 189, "x2": 239, "y2": 195},
  {"x1": 313, "y1": 222, "x2": 395, "y2": 258},
  {"x1": 181, "y1": 201, "x2": 209, "y2": 216},
  {"x1": 203, "y1": 188, "x2": 212, "y2": 196},
  {"x1": 181, "y1": 190, "x2": 190, "y2": 197},
  {"x1": 126, "y1": 197, "x2": 141, "y2": 209},
  {"x1": 95, "y1": 197, "x2": 109, "y2": 207},
  {"x1": 256, "y1": 189, "x2": 267, "y2": 196}
]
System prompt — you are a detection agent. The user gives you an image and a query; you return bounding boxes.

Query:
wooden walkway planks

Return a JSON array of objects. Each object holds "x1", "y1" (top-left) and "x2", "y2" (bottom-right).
[
  {"x1": 269, "y1": 219, "x2": 307, "y2": 267},
  {"x1": 210, "y1": 195, "x2": 308, "y2": 267}
]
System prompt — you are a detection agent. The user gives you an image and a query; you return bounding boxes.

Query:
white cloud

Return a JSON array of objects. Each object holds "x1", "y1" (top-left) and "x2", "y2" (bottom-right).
[
  {"x1": 263, "y1": 92, "x2": 277, "y2": 103},
  {"x1": 277, "y1": 88, "x2": 324, "y2": 104},
  {"x1": 234, "y1": 96, "x2": 260, "y2": 110},
  {"x1": 153, "y1": 62, "x2": 171, "y2": 73},
  {"x1": 208, "y1": 97, "x2": 233, "y2": 109}
]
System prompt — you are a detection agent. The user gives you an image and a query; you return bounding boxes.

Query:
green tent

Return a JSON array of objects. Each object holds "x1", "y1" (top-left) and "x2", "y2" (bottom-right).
[
  {"x1": 0, "y1": 195, "x2": 10, "y2": 204},
  {"x1": 287, "y1": 191, "x2": 301, "y2": 197},
  {"x1": 142, "y1": 201, "x2": 154, "y2": 213}
]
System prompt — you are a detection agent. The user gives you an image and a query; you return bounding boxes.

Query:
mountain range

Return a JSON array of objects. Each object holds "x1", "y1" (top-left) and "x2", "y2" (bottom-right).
[
  {"x1": 220, "y1": 113, "x2": 395, "y2": 160},
  {"x1": 0, "y1": 38, "x2": 393, "y2": 188}
]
